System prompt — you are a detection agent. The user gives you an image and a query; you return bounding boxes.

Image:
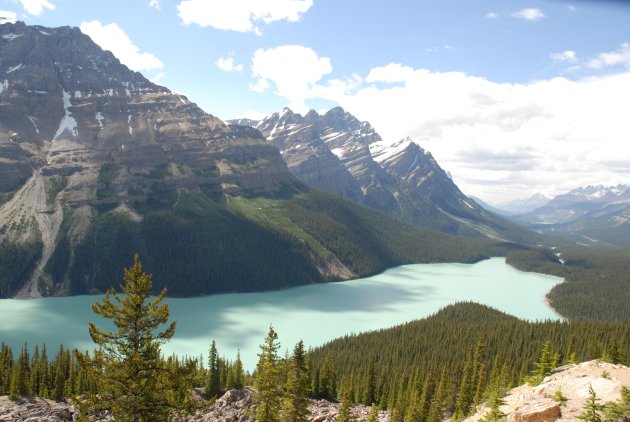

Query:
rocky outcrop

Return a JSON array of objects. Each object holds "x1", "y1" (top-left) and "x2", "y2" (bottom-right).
[
  {"x1": 1, "y1": 389, "x2": 390, "y2": 422},
  {"x1": 0, "y1": 396, "x2": 74, "y2": 421},
  {"x1": 464, "y1": 360, "x2": 630, "y2": 422}
]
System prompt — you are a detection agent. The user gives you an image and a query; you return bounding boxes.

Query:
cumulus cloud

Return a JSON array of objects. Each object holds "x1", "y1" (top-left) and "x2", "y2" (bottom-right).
[
  {"x1": 588, "y1": 43, "x2": 630, "y2": 69},
  {"x1": 216, "y1": 56, "x2": 244, "y2": 73},
  {"x1": 79, "y1": 21, "x2": 164, "y2": 72},
  {"x1": 0, "y1": 10, "x2": 17, "y2": 23},
  {"x1": 149, "y1": 0, "x2": 160, "y2": 10},
  {"x1": 485, "y1": 11, "x2": 498, "y2": 19},
  {"x1": 512, "y1": 8, "x2": 545, "y2": 21},
  {"x1": 251, "y1": 45, "x2": 332, "y2": 112},
  {"x1": 550, "y1": 50, "x2": 578, "y2": 62},
  {"x1": 315, "y1": 66, "x2": 630, "y2": 202},
  {"x1": 177, "y1": 0, "x2": 313, "y2": 33},
  {"x1": 18, "y1": 0, "x2": 54, "y2": 16}
]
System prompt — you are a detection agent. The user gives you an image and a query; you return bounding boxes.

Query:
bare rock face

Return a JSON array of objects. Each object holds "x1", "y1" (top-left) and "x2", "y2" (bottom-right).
[
  {"x1": 464, "y1": 360, "x2": 630, "y2": 422},
  {"x1": 180, "y1": 388, "x2": 390, "y2": 422},
  {"x1": 0, "y1": 396, "x2": 75, "y2": 421},
  {"x1": 512, "y1": 400, "x2": 561, "y2": 422}
]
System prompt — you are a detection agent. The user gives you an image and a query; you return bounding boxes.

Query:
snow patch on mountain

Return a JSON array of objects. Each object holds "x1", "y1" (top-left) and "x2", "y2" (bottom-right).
[
  {"x1": 2, "y1": 33, "x2": 22, "y2": 40},
  {"x1": 95, "y1": 112, "x2": 104, "y2": 128},
  {"x1": 53, "y1": 90, "x2": 78, "y2": 140},
  {"x1": 369, "y1": 137, "x2": 414, "y2": 164},
  {"x1": 6, "y1": 63, "x2": 23, "y2": 74},
  {"x1": 27, "y1": 115, "x2": 39, "y2": 134}
]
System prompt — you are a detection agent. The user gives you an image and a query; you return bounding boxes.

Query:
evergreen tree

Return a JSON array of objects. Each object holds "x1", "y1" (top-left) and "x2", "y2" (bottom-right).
[
  {"x1": 232, "y1": 350, "x2": 245, "y2": 389},
  {"x1": 367, "y1": 404, "x2": 379, "y2": 422},
  {"x1": 75, "y1": 254, "x2": 180, "y2": 422},
  {"x1": 427, "y1": 367, "x2": 448, "y2": 422},
  {"x1": 534, "y1": 341, "x2": 553, "y2": 377},
  {"x1": 578, "y1": 384, "x2": 604, "y2": 422},
  {"x1": 281, "y1": 340, "x2": 311, "y2": 422},
  {"x1": 9, "y1": 344, "x2": 29, "y2": 399},
  {"x1": 254, "y1": 326, "x2": 283, "y2": 422},
  {"x1": 336, "y1": 389, "x2": 356, "y2": 422},
  {"x1": 481, "y1": 388, "x2": 505, "y2": 421},
  {"x1": 362, "y1": 358, "x2": 376, "y2": 406},
  {"x1": 206, "y1": 340, "x2": 221, "y2": 398},
  {"x1": 38, "y1": 344, "x2": 49, "y2": 398},
  {"x1": 603, "y1": 385, "x2": 630, "y2": 421},
  {"x1": 319, "y1": 354, "x2": 337, "y2": 401}
]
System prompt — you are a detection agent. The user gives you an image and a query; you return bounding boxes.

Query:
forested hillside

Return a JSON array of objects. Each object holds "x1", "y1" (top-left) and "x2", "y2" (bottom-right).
[{"x1": 309, "y1": 302, "x2": 630, "y2": 419}]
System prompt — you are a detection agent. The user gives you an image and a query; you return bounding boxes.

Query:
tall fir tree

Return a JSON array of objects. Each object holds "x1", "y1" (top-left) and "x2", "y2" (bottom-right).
[
  {"x1": 206, "y1": 340, "x2": 221, "y2": 398},
  {"x1": 254, "y1": 326, "x2": 283, "y2": 422},
  {"x1": 75, "y1": 254, "x2": 181, "y2": 422},
  {"x1": 281, "y1": 340, "x2": 311, "y2": 422}
]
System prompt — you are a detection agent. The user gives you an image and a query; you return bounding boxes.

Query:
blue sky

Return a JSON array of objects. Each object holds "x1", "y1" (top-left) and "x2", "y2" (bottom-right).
[{"x1": 2, "y1": 0, "x2": 630, "y2": 202}]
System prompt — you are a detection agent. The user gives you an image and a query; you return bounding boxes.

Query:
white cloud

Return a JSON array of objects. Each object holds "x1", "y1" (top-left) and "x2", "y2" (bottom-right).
[
  {"x1": 568, "y1": 5, "x2": 577, "y2": 12},
  {"x1": 216, "y1": 56, "x2": 244, "y2": 73},
  {"x1": 18, "y1": 0, "x2": 54, "y2": 16},
  {"x1": 550, "y1": 50, "x2": 578, "y2": 63},
  {"x1": 79, "y1": 21, "x2": 164, "y2": 72},
  {"x1": 150, "y1": 72, "x2": 166, "y2": 84},
  {"x1": 512, "y1": 8, "x2": 545, "y2": 21},
  {"x1": 0, "y1": 10, "x2": 17, "y2": 23},
  {"x1": 311, "y1": 65, "x2": 630, "y2": 202},
  {"x1": 485, "y1": 12, "x2": 498, "y2": 19},
  {"x1": 588, "y1": 43, "x2": 630, "y2": 69},
  {"x1": 177, "y1": 0, "x2": 313, "y2": 33},
  {"x1": 149, "y1": 0, "x2": 160, "y2": 10},
  {"x1": 251, "y1": 45, "x2": 332, "y2": 113}
]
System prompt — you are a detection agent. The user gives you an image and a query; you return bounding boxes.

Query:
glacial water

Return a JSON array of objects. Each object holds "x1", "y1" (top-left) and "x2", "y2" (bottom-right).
[{"x1": 0, "y1": 258, "x2": 562, "y2": 369}]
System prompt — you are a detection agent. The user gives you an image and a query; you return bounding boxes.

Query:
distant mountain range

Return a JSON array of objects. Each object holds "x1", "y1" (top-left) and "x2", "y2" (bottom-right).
[
  {"x1": 230, "y1": 108, "x2": 536, "y2": 243},
  {"x1": 0, "y1": 21, "x2": 510, "y2": 299},
  {"x1": 480, "y1": 193, "x2": 551, "y2": 216},
  {"x1": 509, "y1": 185, "x2": 630, "y2": 246}
]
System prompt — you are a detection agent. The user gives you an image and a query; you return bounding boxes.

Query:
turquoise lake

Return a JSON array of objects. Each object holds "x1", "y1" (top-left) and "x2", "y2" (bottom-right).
[{"x1": 0, "y1": 258, "x2": 563, "y2": 370}]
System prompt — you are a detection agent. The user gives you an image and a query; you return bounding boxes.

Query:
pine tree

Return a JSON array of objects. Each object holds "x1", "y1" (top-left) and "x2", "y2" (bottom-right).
[
  {"x1": 9, "y1": 344, "x2": 29, "y2": 400},
  {"x1": 481, "y1": 388, "x2": 506, "y2": 421},
  {"x1": 367, "y1": 404, "x2": 379, "y2": 422},
  {"x1": 232, "y1": 350, "x2": 245, "y2": 389},
  {"x1": 427, "y1": 367, "x2": 448, "y2": 422},
  {"x1": 319, "y1": 354, "x2": 337, "y2": 401},
  {"x1": 454, "y1": 347, "x2": 475, "y2": 419},
  {"x1": 578, "y1": 384, "x2": 604, "y2": 422},
  {"x1": 336, "y1": 389, "x2": 356, "y2": 422},
  {"x1": 75, "y1": 254, "x2": 180, "y2": 422},
  {"x1": 38, "y1": 344, "x2": 49, "y2": 398},
  {"x1": 254, "y1": 326, "x2": 283, "y2": 422},
  {"x1": 363, "y1": 358, "x2": 376, "y2": 406},
  {"x1": 281, "y1": 340, "x2": 311, "y2": 422},
  {"x1": 206, "y1": 340, "x2": 221, "y2": 398}
]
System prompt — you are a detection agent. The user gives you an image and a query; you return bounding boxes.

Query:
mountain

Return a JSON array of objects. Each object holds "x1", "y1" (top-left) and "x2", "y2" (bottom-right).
[
  {"x1": 0, "y1": 22, "x2": 498, "y2": 298},
  {"x1": 235, "y1": 108, "x2": 538, "y2": 243},
  {"x1": 511, "y1": 184, "x2": 630, "y2": 246},
  {"x1": 486, "y1": 193, "x2": 550, "y2": 216}
]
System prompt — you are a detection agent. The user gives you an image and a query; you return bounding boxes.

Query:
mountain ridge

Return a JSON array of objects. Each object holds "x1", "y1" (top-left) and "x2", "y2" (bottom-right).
[{"x1": 232, "y1": 107, "x2": 540, "y2": 244}]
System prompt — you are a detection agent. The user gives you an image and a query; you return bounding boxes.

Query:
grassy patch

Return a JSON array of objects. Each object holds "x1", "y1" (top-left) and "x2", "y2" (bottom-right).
[
  {"x1": 44, "y1": 175, "x2": 68, "y2": 205},
  {"x1": 226, "y1": 195, "x2": 329, "y2": 254}
]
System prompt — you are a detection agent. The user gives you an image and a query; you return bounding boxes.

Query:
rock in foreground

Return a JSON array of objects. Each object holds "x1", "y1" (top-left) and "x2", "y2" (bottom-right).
[{"x1": 464, "y1": 360, "x2": 630, "y2": 421}]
